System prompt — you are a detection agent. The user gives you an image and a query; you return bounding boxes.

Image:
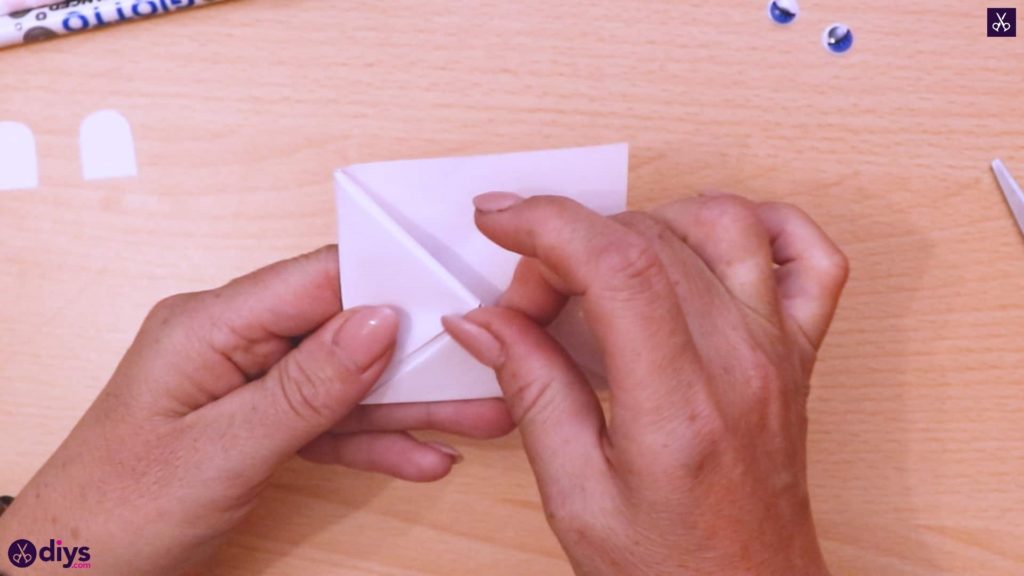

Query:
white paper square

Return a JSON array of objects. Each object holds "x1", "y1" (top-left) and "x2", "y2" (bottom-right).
[{"x1": 336, "y1": 143, "x2": 629, "y2": 404}]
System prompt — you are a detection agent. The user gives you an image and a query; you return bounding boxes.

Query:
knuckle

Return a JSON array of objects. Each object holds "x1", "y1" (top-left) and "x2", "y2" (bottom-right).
[
  {"x1": 654, "y1": 196, "x2": 691, "y2": 213},
  {"x1": 205, "y1": 315, "x2": 282, "y2": 380},
  {"x1": 595, "y1": 231, "x2": 666, "y2": 291},
  {"x1": 276, "y1": 356, "x2": 335, "y2": 426},
  {"x1": 698, "y1": 195, "x2": 760, "y2": 230},
  {"x1": 611, "y1": 210, "x2": 656, "y2": 230},
  {"x1": 145, "y1": 292, "x2": 199, "y2": 328},
  {"x1": 771, "y1": 200, "x2": 803, "y2": 218},
  {"x1": 776, "y1": 202, "x2": 850, "y2": 285},
  {"x1": 502, "y1": 365, "x2": 558, "y2": 425},
  {"x1": 614, "y1": 211, "x2": 678, "y2": 245},
  {"x1": 543, "y1": 496, "x2": 593, "y2": 539},
  {"x1": 680, "y1": 403, "x2": 729, "y2": 478},
  {"x1": 817, "y1": 247, "x2": 851, "y2": 286}
]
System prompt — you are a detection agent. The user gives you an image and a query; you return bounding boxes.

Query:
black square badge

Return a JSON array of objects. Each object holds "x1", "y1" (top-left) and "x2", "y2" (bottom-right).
[{"x1": 989, "y1": 8, "x2": 1016, "y2": 37}]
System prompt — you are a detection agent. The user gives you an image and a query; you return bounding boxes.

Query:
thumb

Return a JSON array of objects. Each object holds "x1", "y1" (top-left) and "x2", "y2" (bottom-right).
[
  {"x1": 206, "y1": 306, "x2": 399, "y2": 474},
  {"x1": 443, "y1": 307, "x2": 612, "y2": 507}
]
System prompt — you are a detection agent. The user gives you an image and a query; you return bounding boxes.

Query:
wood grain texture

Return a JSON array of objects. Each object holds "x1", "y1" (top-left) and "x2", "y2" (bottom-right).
[{"x1": 1, "y1": 1, "x2": 1022, "y2": 574}]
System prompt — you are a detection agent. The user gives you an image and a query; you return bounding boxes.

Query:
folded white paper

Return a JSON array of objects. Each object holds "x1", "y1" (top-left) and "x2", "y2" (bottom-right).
[{"x1": 335, "y1": 143, "x2": 629, "y2": 404}]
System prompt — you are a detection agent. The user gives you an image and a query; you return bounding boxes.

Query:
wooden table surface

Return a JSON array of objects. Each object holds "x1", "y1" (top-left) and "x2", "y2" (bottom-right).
[{"x1": 1, "y1": 1, "x2": 1022, "y2": 574}]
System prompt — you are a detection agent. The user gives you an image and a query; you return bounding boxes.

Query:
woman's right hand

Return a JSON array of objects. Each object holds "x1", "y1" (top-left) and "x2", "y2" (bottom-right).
[{"x1": 444, "y1": 192, "x2": 848, "y2": 575}]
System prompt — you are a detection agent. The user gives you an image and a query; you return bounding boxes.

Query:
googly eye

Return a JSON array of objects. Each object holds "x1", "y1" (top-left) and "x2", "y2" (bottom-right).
[
  {"x1": 767, "y1": 0, "x2": 799, "y2": 25},
  {"x1": 823, "y1": 23, "x2": 854, "y2": 54}
]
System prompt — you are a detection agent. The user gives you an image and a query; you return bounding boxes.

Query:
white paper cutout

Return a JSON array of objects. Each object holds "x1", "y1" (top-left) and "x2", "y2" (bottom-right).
[
  {"x1": 336, "y1": 143, "x2": 629, "y2": 404},
  {"x1": 79, "y1": 109, "x2": 137, "y2": 181},
  {"x1": 0, "y1": 121, "x2": 39, "y2": 191}
]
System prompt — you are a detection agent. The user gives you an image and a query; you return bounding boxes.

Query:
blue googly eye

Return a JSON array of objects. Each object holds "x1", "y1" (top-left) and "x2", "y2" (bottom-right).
[
  {"x1": 768, "y1": 0, "x2": 799, "y2": 24},
  {"x1": 823, "y1": 24, "x2": 854, "y2": 54}
]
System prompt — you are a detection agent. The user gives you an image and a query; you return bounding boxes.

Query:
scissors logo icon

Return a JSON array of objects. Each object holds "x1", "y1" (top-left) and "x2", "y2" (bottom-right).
[
  {"x1": 7, "y1": 539, "x2": 37, "y2": 568},
  {"x1": 988, "y1": 7, "x2": 1016, "y2": 37},
  {"x1": 993, "y1": 12, "x2": 1011, "y2": 32}
]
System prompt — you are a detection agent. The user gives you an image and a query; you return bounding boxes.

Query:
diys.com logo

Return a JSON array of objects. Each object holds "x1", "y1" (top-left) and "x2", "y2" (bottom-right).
[{"x1": 6, "y1": 538, "x2": 91, "y2": 570}]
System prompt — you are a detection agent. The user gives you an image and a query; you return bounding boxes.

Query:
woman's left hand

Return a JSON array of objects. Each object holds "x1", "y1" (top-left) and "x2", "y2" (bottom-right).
[{"x1": 0, "y1": 245, "x2": 513, "y2": 575}]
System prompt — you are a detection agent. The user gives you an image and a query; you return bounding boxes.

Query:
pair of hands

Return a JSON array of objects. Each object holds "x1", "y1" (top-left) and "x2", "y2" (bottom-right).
[{"x1": 0, "y1": 192, "x2": 847, "y2": 575}]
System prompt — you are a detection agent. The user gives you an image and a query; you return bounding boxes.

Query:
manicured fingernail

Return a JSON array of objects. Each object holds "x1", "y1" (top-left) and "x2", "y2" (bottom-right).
[
  {"x1": 427, "y1": 442, "x2": 464, "y2": 464},
  {"x1": 441, "y1": 314, "x2": 505, "y2": 368},
  {"x1": 332, "y1": 306, "x2": 399, "y2": 372},
  {"x1": 473, "y1": 192, "x2": 523, "y2": 213}
]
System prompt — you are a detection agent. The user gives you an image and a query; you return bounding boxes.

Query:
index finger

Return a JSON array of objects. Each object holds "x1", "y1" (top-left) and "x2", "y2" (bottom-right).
[{"x1": 473, "y1": 193, "x2": 700, "y2": 426}]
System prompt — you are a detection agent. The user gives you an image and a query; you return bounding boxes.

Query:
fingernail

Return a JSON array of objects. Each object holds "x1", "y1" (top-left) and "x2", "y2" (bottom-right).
[
  {"x1": 473, "y1": 192, "x2": 523, "y2": 213},
  {"x1": 427, "y1": 442, "x2": 464, "y2": 464},
  {"x1": 441, "y1": 314, "x2": 505, "y2": 368},
  {"x1": 332, "y1": 306, "x2": 399, "y2": 373}
]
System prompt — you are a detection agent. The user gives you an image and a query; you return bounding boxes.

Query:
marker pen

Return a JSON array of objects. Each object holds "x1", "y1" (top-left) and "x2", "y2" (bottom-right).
[{"x1": 0, "y1": 0, "x2": 227, "y2": 50}]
